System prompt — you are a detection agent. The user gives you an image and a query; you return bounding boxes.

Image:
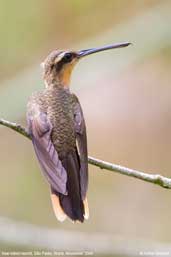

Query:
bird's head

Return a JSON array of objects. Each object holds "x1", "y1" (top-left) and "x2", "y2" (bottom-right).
[{"x1": 41, "y1": 42, "x2": 131, "y2": 88}]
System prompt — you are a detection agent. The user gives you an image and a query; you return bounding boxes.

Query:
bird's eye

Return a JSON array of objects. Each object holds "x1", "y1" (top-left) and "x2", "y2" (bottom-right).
[{"x1": 63, "y1": 53, "x2": 73, "y2": 63}]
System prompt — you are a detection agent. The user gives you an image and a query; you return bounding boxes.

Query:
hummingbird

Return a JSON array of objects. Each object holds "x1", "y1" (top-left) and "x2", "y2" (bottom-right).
[{"x1": 27, "y1": 42, "x2": 131, "y2": 223}]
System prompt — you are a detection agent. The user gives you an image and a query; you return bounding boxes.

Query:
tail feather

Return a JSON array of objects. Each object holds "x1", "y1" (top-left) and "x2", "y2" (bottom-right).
[
  {"x1": 51, "y1": 149, "x2": 85, "y2": 222},
  {"x1": 83, "y1": 198, "x2": 89, "y2": 220},
  {"x1": 50, "y1": 193, "x2": 66, "y2": 222}
]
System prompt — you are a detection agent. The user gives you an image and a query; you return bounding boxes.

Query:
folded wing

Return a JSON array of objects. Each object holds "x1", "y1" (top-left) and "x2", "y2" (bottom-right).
[
  {"x1": 27, "y1": 106, "x2": 67, "y2": 195},
  {"x1": 72, "y1": 95, "x2": 88, "y2": 200}
]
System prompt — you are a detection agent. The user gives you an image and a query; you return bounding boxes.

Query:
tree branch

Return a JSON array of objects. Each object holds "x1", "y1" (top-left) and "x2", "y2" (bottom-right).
[{"x1": 1, "y1": 118, "x2": 171, "y2": 189}]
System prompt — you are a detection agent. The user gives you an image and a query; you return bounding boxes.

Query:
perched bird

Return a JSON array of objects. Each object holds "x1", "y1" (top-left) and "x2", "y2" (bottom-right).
[{"x1": 27, "y1": 42, "x2": 131, "y2": 223}]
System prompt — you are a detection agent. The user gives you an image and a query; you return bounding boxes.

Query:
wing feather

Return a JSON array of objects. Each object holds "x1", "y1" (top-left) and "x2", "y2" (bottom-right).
[
  {"x1": 72, "y1": 95, "x2": 88, "y2": 200},
  {"x1": 27, "y1": 106, "x2": 67, "y2": 195}
]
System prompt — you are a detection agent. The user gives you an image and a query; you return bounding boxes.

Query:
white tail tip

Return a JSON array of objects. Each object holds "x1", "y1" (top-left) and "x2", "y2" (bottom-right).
[
  {"x1": 83, "y1": 198, "x2": 89, "y2": 220},
  {"x1": 50, "y1": 194, "x2": 67, "y2": 222}
]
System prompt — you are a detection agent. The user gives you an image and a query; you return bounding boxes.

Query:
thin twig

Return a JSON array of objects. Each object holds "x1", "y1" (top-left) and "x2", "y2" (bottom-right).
[
  {"x1": 1, "y1": 118, "x2": 171, "y2": 189},
  {"x1": 0, "y1": 119, "x2": 30, "y2": 138}
]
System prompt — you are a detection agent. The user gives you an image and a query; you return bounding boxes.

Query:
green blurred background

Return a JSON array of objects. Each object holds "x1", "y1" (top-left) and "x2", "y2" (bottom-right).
[{"x1": 0, "y1": 0, "x2": 171, "y2": 256}]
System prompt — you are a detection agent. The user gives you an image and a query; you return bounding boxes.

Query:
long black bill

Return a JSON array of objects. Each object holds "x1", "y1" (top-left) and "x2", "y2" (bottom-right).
[{"x1": 78, "y1": 42, "x2": 131, "y2": 58}]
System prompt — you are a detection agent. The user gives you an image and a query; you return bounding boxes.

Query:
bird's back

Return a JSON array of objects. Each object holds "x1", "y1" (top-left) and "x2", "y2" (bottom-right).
[
  {"x1": 28, "y1": 87, "x2": 76, "y2": 158},
  {"x1": 46, "y1": 87, "x2": 76, "y2": 158}
]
